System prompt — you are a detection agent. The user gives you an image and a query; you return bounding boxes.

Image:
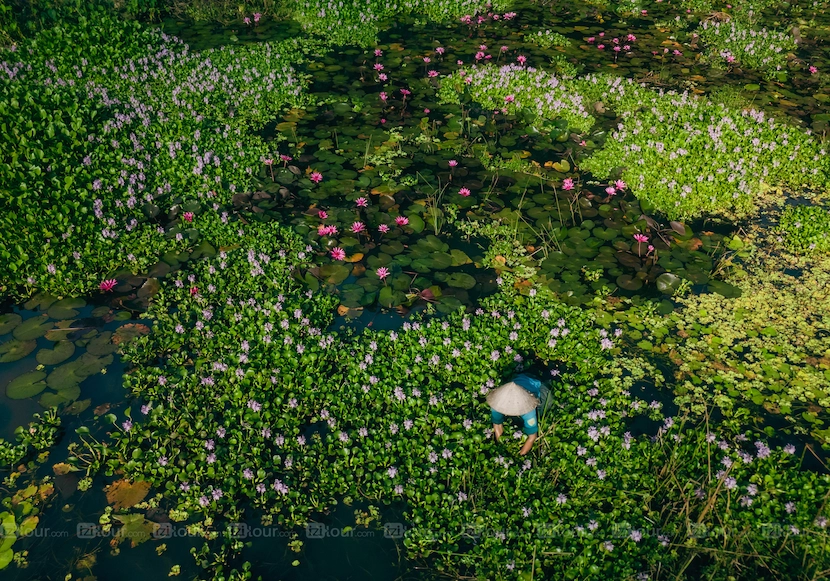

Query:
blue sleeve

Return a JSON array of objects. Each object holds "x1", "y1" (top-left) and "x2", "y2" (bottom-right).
[{"x1": 513, "y1": 374, "x2": 542, "y2": 397}]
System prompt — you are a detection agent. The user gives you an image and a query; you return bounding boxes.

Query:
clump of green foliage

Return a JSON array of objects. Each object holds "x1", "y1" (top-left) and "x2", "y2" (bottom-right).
[
  {"x1": 442, "y1": 66, "x2": 830, "y2": 220},
  {"x1": 0, "y1": 16, "x2": 312, "y2": 297},
  {"x1": 697, "y1": 18, "x2": 797, "y2": 79},
  {"x1": 69, "y1": 218, "x2": 830, "y2": 581},
  {"x1": 531, "y1": 29, "x2": 572, "y2": 48},
  {"x1": 778, "y1": 205, "x2": 830, "y2": 254}
]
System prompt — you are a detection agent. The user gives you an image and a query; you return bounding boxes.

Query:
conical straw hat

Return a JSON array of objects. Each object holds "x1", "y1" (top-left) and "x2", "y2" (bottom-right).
[{"x1": 486, "y1": 381, "x2": 540, "y2": 416}]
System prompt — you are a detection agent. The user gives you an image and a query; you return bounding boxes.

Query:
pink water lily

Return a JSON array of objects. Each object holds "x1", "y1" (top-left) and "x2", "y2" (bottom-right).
[
  {"x1": 318, "y1": 210, "x2": 328, "y2": 219},
  {"x1": 562, "y1": 178, "x2": 575, "y2": 190},
  {"x1": 633, "y1": 234, "x2": 649, "y2": 243},
  {"x1": 376, "y1": 267, "x2": 390, "y2": 280},
  {"x1": 351, "y1": 221, "x2": 366, "y2": 233},
  {"x1": 99, "y1": 279, "x2": 117, "y2": 292},
  {"x1": 356, "y1": 197, "x2": 369, "y2": 207},
  {"x1": 395, "y1": 216, "x2": 409, "y2": 226},
  {"x1": 330, "y1": 247, "x2": 346, "y2": 261},
  {"x1": 459, "y1": 187, "x2": 471, "y2": 197},
  {"x1": 448, "y1": 159, "x2": 458, "y2": 167},
  {"x1": 310, "y1": 171, "x2": 323, "y2": 183},
  {"x1": 378, "y1": 224, "x2": 390, "y2": 233},
  {"x1": 183, "y1": 211, "x2": 194, "y2": 222}
]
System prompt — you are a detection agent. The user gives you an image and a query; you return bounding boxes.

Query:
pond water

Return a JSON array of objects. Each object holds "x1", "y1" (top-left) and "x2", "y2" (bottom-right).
[{"x1": 2, "y1": 0, "x2": 830, "y2": 578}]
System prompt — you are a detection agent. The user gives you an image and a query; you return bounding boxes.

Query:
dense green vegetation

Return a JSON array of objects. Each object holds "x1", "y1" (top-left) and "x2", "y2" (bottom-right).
[{"x1": 1, "y1": 0, "x2": 830, "y2": 579}]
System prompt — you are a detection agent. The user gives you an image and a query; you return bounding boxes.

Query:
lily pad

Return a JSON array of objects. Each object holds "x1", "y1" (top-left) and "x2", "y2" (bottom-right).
[
  {"x1": 44, "y1": 320, "x2": 79, "y2": 342},
  {"x1": 86, "y1": 332, "x2": 117, "y2": 356},
  {"x1": 13, "y1": 315, "x2": 53, "y2": 340},
  {"x1": 23, "y1": 293, "x2": 57, "y2": 311},
  {"x1": 6, "y1": 371, "x2": 48, "y2": 399},
  {"x1": 436, "y1": 296, "x2": 464, "y2": 314},
  {"x1": 445, "y1": 273, "x2": 477, "y2": 290},
  {"x1": 319, "y1": 264, "x2": 351, "y2": 285},
  {"x1": 106, "y1": 479, "x2": 151, "y2": 510},
  {"x1": 0, "y1": 548, "x2": 12, "y2": 570},
  {"x1": 46, "y1": 360, "x2": 88, "y2": 391},
  {"x1": 112, "y1": 324, "x2": 150, "y2": 345},
  {"x1": 450, "y1": 249, "x2": 472, "y2": 266},
  {"x1": 36, "y1": 341, "x2": 76, "y2": 365},
  {"x1": 47, "y1": 298, "x2": 86, "y2": 320},
  {"x1": 63, "y1": 398, "x2": 92, "y2": 415},
  {"x1": 0, "y1": 314, "x2": 22, "y2": 335},
  {"x1": 406, "y1": 214, "x2": 425, "y2": 233},
  {"x1": 656, "y1": 273, "x2": 682, "y2": 294},
  {"x1": 708, "y1": 279, "x2": 742, "y2": 298},
  {"x1": 39, "y1": 386, "x2": 81, "y2": 408},
  {"x1": 113, "y1": 513, "x2": 155, "y2": 548},
  {"x1": 378, "y1": 286, "x2": 406, "y2": 308},
  {"x1": 616, "y1": 274, "x2": 644, "y2": 291},
  {"x1": 0, "y1": 339, "x2": 37, "y2": 362},
  {"x1": 77, "y1": 352, "x2": 114, "y2": 375}
]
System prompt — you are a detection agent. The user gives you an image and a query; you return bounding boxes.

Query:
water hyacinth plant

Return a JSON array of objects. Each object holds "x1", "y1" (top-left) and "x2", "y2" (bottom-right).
[
  {"x1": 778, "y1": 204, "x2": 830, "y2": 254},
  {"x1": 1, "y1": 1, "x2": 830, "y2": 578},
  {"x1": 0, "y1": 15, "x2": 314, "y2": 298},
  {"x1": 698, "y1": 18, "x2": 797, "y2": 78},
  {"x1": 74, "y1": 218, "x2": 826, "y2": 580},
  {"x1": 443, "y1": 65, "x2": 830, "y2": 219}
]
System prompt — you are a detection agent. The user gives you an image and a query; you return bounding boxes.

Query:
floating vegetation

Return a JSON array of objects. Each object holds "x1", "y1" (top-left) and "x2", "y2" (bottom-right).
[{"x1": 1, "y1": 0, "x2": 830, "y2": 579}]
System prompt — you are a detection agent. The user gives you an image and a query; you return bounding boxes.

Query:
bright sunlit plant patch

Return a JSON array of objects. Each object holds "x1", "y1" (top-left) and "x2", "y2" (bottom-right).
[{"x1": 778, "y1": 204, "x2": 830, "y2": 254}]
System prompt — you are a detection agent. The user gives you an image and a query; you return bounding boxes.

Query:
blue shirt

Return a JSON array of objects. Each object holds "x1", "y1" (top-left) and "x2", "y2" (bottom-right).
[{"x1": 512, "y1": 374, "x2": 542, "y2": 398}]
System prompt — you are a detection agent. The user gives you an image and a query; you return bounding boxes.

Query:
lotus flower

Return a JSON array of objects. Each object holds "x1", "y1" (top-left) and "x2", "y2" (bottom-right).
[{"x1": 100, "y1": 279, "x2": 117, "y2": 292}]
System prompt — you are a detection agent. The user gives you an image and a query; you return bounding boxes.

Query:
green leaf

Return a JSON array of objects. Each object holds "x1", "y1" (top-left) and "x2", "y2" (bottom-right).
[
  {"x1": 39, "y1": 385, "x2": 81, "y2": 408},
  {"x1": 36, "y1": 340, "x2": 75, "y2": 365},
  {"x1": 0, "y1": 548, "x2": 13, "y2": 570},
  {"x1": 0, "y1": 314, "x2": 22, "y2": 335},
  {"x1": 445, "y1": 273, "x2": 477, "y2": 289},
  {"x1": 406, "y1": 214, "x2": 425, "y2": 233},
  {"x1": 13, "y1": 315, "x2": 53, "y2": 340},
  {"x1": 6, "y1": 371, "x2": 48, "y2": 399},
  {"x1": 0, "y1": 339, "x2": 37, "y2": 363},
  {"x1": 47, "y1": 297, "x2": 86, "y2": 320}
]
